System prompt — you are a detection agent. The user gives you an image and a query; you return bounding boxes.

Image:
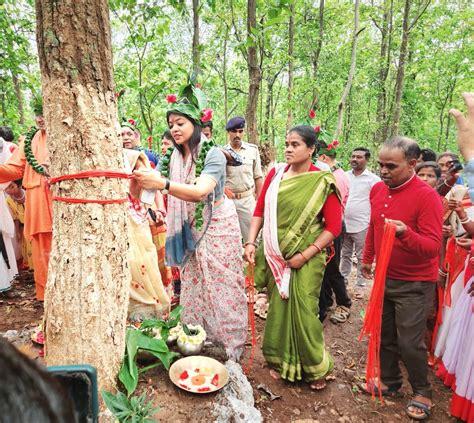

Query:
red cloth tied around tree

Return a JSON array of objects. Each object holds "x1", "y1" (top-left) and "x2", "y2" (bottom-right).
[
  {"x1": 359, "y1": 221, "x2": 396, "y2": 402},
  {"x1": 48, "y1": 170, "x2": 131, "y2": 204}
]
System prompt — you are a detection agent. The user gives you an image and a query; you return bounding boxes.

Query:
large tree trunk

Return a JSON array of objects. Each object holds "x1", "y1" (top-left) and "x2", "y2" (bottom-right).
[
  {"x1": 36, "y1": 0, "x2": 130, "y2": 393},
  {"x1": 286, "y1": 4, "x2": 295, "y2": 131},
  {"x1": 192, "y1": 0, "x2": 200, "y2": 77},
  {"x1": 245, "y1": 0, "x2": 261, "y2": 144},
  {"x1": 334, "y1": 0, "x2": 361, "y2": 140}
]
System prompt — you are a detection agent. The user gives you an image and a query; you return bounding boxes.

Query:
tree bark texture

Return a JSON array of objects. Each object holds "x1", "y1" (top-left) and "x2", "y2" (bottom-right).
[
  {"x1": 334, "y1": 0, "x2": 361, "y2": 140},
  {"x1": 192, "y1": 0, "x2": 200, "y2": 78},
  {"x1": 245, "y1": 0, "x2": 261, "y2": 144},
  {"x1": 36, "y1": 0, "x2": 130, "y2": 393}
]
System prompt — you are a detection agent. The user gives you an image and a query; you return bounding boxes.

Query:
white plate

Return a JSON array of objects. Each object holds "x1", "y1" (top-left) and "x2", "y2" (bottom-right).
[{"x1": 169, "y1": 356, "x2": 229, "y2": 394}]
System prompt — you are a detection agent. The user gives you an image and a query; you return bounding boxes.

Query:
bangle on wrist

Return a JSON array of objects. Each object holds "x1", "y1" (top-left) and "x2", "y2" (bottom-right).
[
  {"x1": 444, "y1": 179, "x2": 454, "y2": 188},
  {"x1": 244, "y1": 241, "x2": 258, "y2": 248},
  {"x1": 438, "y1": 268, "x2": 447, "y2": 277},
  {"x1": 460, "y1": 216, "x2": 471, "y2": 224},
  {"x1": 299, "y1": 251, "x2": 309, "y2": 262},
  {"x1": 312, "y1": 242, "x2": 322, "y2": 254}
]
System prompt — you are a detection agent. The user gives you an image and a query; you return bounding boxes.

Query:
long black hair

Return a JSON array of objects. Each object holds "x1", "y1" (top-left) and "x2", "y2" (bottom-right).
[
  {"x1": 287, "y1": 125, "x2": 319, "y2": 157},
  {"x1": 166, "y1": 111, "x2": 202, "y2": 162}
]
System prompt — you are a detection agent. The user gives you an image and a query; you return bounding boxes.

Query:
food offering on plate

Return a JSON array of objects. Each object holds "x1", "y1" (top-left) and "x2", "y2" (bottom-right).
[
  {"x1": 169, "y1": 356, "x2": 229, "y2": 394},
  {"x1": 177, "y1": 324, "x2": 207, "y2": 356}
]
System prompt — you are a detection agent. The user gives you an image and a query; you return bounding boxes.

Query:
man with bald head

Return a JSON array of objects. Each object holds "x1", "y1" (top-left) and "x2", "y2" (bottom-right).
[{"x1": 361, "y1": 136, "x2": 443, "y2": 419}]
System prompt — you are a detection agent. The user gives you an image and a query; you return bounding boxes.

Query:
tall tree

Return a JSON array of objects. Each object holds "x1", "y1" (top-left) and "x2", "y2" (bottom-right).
[
  {"x1": 334, "y1": 0, "x2": 362, "y2": 140},
  {"x1": 286, "y1": 4, "x2": 295, "y2": 131},
  {"x1": 245, "y1": 0, "x2": 261, "y2": 144},
  {"x1": 36, "y1": 0, "x2": 129, "y2": 392},
  {"x1": 372, "y1": 0, "x2": 393, "y2": 146},
  {"x1": 391, "y1": 0, "x2": 430, "y2": 136},
  {"x1": 312, "y1": 0, "x2": 325, "y2": 102},
  {"x1": 192, "y1": 0, "x2": 201, "y2": 77}
]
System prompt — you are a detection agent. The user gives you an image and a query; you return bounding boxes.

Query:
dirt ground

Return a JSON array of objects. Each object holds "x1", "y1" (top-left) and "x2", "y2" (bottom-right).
[{"x1": 0, "y1": 271, "x2": 454, "y2": 422}]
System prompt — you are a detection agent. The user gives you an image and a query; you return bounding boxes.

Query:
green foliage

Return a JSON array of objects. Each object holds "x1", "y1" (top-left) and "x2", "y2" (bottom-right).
[
  {"x1": 101, "y1": 391, "x2": 159, "y2": 423},
  {"x1": 1, "y1": 0, "x2": 471, "y2": 165},
  {"x1": 118, "y1": 319, "x2": 180, "y2": 396}
]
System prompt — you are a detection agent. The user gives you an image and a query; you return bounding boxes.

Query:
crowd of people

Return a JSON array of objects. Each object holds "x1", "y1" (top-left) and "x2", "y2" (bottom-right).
[{"x1": 0, "y1": 87, "x2": 473, "y2": 422}]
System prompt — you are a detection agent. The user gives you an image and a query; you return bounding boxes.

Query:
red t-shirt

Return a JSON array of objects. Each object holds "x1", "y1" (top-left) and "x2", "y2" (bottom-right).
[
  {"x1": 362, "y1": 175, "x2": 443, "y2": 282},
  {"x1": 253, "y1": 164, "x2": 342, "y2": 237}
]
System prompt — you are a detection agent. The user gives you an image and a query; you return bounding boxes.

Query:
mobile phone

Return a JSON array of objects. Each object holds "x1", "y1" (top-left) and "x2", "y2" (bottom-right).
[{"x1": 449, "y1": 160, "x2": 463, "y2": 174}]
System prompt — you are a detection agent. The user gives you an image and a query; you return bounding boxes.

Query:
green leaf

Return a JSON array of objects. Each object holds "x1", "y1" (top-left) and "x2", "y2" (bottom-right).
[{"x1": 119, "y1": 354, "x2": 139, "y2": 396}]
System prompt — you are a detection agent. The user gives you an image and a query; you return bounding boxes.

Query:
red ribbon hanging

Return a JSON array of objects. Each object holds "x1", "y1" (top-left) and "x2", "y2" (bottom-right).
[
  {"x1": 48, "y1": 170, "x2": 132, "y2": 204},
  {"x1": 244, "y1": 263, "x2": 257, "y2": 375},
  {"x1": 359, "y1": 222, "x2": 396, "y2": 403}
]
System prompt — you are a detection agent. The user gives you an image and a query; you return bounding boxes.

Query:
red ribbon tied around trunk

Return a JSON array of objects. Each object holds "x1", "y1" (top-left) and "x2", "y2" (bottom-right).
[
  {"x1": 48, "y1": 170, "x2": 132, "y2": 204},
  {"x1": 359, "y1": 221, "x2": 396, "y2": 403}
]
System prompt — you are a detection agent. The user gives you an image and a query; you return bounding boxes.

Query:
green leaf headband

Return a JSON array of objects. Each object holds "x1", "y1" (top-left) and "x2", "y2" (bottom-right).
[
  {"x1": 31, "y1": 93, "x2": 43, "y2": 116},
  {"x1": 166, "y1": 78, "x2": 213, "y2": 125},
  {"x1": 121, "y1": 118, "x2": 138, "y2": 131}
]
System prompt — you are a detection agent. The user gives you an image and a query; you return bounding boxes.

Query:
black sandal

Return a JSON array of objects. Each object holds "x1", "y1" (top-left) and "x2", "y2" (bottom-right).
[
  {"x1": 359, "y1": 382, "x2": 403, "y2": 398},
  {"x1": 406, "y1": 399, "x2": 432, "y2": 420}
]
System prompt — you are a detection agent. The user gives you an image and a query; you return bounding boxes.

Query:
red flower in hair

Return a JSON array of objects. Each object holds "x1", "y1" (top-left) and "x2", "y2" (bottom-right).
[
  {"x1": 333, "y1": 140, "x2": 339, "y2": 146},
  {"x1": 128, "y1": 119, "x2": 136, "y2": 127},
  {"x1": 309, "y1": 110, "x2": 316, "y2": 119},
  {"x1": 314, "y1": 125, "x2": 321, "y2": 133},
  {"x1": 166, "y1": 94, "x2": 177, "y2": 104},
  {"x1": 201, "y1": 108, "x2": 213, "y2": 122}
]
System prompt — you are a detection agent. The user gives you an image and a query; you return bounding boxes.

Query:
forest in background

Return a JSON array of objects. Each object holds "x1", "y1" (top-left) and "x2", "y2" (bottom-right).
[{"x1": 0, "y1": 0, "x2": 472, "y2": 166}]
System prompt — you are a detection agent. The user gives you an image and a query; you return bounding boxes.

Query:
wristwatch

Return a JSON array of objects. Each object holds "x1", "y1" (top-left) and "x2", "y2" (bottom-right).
[{"x1": 161, "y1": 178, "x2": 171, "y2": 194}]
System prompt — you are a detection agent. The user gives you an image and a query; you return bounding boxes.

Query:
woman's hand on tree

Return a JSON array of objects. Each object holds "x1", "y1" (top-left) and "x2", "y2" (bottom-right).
[
  {"x1": 286, "y1": 253, "x2": 306, "y2": 269},
  {"x1": 243, "y1": 244, "x2": 256, "y2": 264},
  {"x1": 133, "y1": 169, "x2": 165, "y2": 190}
]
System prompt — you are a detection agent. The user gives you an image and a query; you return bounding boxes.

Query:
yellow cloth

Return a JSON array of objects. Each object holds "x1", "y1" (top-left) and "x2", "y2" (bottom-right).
[
  {"x1": 6, "y1": 196, "x2": 34, "y2": 269},
  {"x1": 150, "y1": 223, "x2": 171, "y2": 287},
  {"x1": 128, "y1": 218, "x2": 170, "y2": 321}
]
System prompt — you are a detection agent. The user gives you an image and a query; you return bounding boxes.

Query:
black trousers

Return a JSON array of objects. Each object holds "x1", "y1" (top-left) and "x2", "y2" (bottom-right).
[
  {"x1": 319, "y1": 234, "x2": 352, "y2": 321},
  {"x1": 381, "y1": 279, "x2": 435, "y2": 398}
]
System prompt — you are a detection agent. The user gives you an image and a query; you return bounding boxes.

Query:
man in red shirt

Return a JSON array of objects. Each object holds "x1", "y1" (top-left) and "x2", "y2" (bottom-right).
[{"x1": 362, "y1": 136, "x2": 443, "y2": 420}]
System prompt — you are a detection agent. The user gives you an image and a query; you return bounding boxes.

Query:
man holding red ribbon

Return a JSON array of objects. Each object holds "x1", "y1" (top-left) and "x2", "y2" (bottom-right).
[
  {"x1": 0, "y1": 97, "x2": 52, "y2": 301},
  {"x1": 361, "y1": 136, "x2": 443, "y2": 420}
]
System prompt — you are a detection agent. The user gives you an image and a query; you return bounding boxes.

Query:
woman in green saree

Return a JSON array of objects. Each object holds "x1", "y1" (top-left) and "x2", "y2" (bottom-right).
[{"x1": 244, "y1": 125, "x2": 342, "y2": 389}]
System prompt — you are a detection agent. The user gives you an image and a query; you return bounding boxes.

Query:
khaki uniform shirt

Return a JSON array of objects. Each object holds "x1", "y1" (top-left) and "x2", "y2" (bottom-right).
[{"x1": 225, "y1": 142, "x2": 263, "y2": 193}]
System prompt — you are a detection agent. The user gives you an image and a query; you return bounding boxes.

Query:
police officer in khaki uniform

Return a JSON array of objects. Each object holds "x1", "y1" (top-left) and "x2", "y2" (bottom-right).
[{"x1": 224, "y1": 117, "x2": 263, "y2": 242}]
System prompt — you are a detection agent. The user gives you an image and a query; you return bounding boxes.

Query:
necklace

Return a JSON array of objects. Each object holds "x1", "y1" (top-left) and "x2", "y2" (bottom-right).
[
  {"x1": 160, "y1": 138, "x2": 216, "y2": 230},
  {"x1": 24, "y1": 127, "x2": 46, "y2": 175}
]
